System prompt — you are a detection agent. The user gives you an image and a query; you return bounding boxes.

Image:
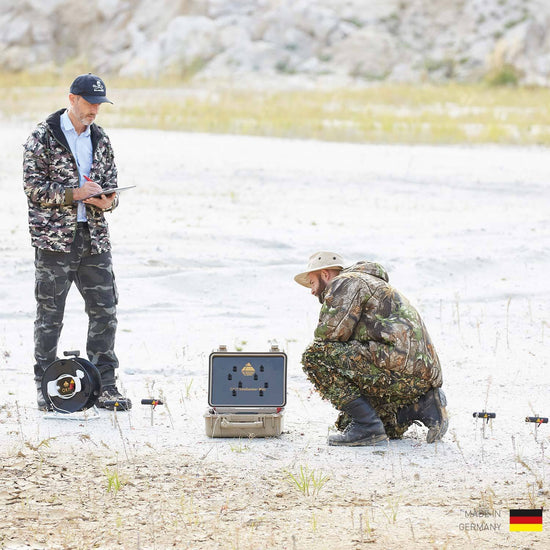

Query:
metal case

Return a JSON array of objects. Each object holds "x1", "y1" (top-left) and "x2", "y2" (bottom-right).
[
  {"x1": 205, "y1": 347, "x2": 286, "y2": 438},
  {"x1": 204, "y1": 410, "x2": 284, "y2": 438}
]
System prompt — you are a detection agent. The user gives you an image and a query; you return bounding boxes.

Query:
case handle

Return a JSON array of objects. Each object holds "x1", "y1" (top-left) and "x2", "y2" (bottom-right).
[{"x1": 221, "y1": 418, "x2": 264, "y2": 429}]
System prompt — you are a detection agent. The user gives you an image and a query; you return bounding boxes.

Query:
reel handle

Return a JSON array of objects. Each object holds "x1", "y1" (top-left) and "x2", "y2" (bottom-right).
[{"x1": 63, "y1": 350, "x2": 81, "y2": 357}]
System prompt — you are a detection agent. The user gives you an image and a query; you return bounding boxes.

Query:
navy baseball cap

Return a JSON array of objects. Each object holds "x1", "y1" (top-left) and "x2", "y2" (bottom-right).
[{"x1": 69, "y1": 73, "x2": 113, "y2": 104}]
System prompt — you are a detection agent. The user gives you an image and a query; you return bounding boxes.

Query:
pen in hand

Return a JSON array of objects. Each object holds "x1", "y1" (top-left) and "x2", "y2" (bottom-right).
[
  {"x1": 78, "y1": 175, "x2": 106, "y2": 202},
  {"x1": 83, "y1": 175, "x2": 115, "y2": 198}
]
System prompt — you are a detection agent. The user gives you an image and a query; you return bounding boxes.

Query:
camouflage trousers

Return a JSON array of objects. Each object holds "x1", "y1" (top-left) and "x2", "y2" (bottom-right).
[
  {"x1": 302, "y1": 340, "x2": 431, "y2": 439},
  {"x1": 33, "y1": 224, "x2": 119, "y2": 385}
]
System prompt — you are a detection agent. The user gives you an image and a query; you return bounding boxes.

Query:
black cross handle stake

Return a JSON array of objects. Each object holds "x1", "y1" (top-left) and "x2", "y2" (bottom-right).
[
  {"x1": 526, "y1": 416, "x2": 548, "y2": 426},
  {"x1": 473, "y1": 411, "x2": 496, "y2": 423},
  {"x1": 141, "y1": 399, "x2": 164, "y2": 426},
  {"x1": 141, "y1": 399, "x2": 164, "y2": 407}
]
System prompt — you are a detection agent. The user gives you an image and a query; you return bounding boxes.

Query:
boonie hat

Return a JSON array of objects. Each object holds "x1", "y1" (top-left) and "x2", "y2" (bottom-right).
[
  {"x1": 70, "y1": 73, "x2": 113, "y2": 104},
  {"x1": 294, "y1": 251, "x2": 346, "y2": 287}
]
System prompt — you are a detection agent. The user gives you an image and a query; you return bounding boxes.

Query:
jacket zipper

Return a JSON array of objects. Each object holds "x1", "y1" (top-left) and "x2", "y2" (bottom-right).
[{"x1": 49, "y1": 129, "x2": 83, "y2": 240}]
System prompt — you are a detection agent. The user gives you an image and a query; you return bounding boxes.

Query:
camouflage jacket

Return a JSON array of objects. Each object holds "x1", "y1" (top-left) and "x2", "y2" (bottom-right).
[
  {"x1": 23, "y1": 108, "x2": 118, "y2": 253},
  {"x1": 314, "y1": 261, "x2": 442, "y2": 387}
]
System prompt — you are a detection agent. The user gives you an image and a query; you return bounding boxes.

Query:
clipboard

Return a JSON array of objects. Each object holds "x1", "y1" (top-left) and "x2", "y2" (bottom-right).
[{"x1": 87, "y1": 185, "x2": 136, "y2": 198}]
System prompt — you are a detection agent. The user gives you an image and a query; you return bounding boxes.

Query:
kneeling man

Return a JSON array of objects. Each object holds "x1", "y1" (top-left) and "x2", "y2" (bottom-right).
[{"x1": 295, "y1": 251, "x2": 448, "y2": 446}]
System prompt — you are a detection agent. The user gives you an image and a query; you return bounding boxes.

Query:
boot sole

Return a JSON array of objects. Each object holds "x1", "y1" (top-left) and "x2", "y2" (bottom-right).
[
  {"x1": 426, "y1": 389, "x2": 448, "y2": 443},
  {"x1": 328, "y1": 433, "x2": 389, "y2": 447}
]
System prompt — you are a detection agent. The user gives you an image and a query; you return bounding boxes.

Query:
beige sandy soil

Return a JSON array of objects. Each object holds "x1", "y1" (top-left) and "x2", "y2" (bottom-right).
[
  {"x1": 1, "y1": 123, "x2": 549, "y2": 549},
  {"x1": 1, "y1": 440, "x2": 544, "y2": 550}
]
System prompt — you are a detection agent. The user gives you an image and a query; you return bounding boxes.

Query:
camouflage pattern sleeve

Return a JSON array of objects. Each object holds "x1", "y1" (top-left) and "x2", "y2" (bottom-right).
[
  {"x1": 314, "y1": 277, "x2": 370, "y2": 341},
  {"x1": 23, "y1": 126, "x2": 68, "y2": 206}
]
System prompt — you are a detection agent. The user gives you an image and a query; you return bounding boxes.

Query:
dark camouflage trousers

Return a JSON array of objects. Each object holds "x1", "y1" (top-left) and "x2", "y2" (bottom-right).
[
  {"x1": 302, "y1": 340, "x2": 432, "y2": 439},
  {"x1": 34, "y1": 224, "x2": 119, "y2": 385}
]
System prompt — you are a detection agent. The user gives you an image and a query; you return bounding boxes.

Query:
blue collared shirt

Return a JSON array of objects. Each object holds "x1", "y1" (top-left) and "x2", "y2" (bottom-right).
[{"x1": 60, "y1": 110, "x2": 93, "y2": 222}]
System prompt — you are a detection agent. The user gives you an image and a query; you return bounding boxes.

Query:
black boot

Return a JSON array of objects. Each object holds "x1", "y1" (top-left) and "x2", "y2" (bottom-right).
[
  {"x1": 36, "y1": 386, "x2": 53, "y2": 411},
  {"x1": 397, "y1": 388, "x2": 448, "y2": 443},
  {"x1": 328, "y1": 397, "x2": 388, "y2": 446},
  {"x1": 97, "y1": 385, "x2": 132, "y2": 411},
  {"x1": 35, "y1": 361, "x2": 52, "y2": 411},
  {"x1": 95, "y1": 366, "x2": 131, "y2": 411}
]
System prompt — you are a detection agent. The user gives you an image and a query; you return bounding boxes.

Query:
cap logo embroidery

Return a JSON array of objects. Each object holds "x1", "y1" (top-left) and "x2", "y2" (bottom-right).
[{"x1": 92, "y1": 80, "x2": 104, "y2": 92}]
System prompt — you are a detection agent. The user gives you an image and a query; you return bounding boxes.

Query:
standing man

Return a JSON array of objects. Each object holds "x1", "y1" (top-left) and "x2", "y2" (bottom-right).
[
  {"x1": 23, "y1": 73, "x2": 131, "y2": 411},
  {"x1": 295, "y1": 251, "x2": 447, "y2": 446}
]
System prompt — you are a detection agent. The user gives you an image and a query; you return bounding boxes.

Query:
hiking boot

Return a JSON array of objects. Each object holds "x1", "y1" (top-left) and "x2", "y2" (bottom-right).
[
  {"x1": 397, "y1": 388, "x2": 448, "y2": 443},
  {"x1": 97, "y1": 385, "x2": 132, "y2": 411},
  {"x1": 328, "y1": 397, "x2": 388, "y2": 446},
  {"x1": 37, "y1": 387, "x2": 53, "y2": 412}
]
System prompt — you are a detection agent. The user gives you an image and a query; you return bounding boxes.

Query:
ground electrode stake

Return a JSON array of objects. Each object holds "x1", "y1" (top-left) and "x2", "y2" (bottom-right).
[
  {"x1": 473, "y1": 411, "x2": 496, "y2": 439},
  {"x1": 141, "y1": 399, "x2": 163, "y2": 426},
  {"x1": 525, "y1": 416, "x2": 548, "y2": 424},
  {"x1": 526, "y1": 415, "x2": 548, "y2": 442}
]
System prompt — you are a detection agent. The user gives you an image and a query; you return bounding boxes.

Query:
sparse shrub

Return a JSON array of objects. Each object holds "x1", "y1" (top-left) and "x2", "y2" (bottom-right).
[
  {"x1": 275, "y1": 60, "x2": 295, "y2": 74},
  {"x1": 424, "y1": 58, "x2": 456, "y2": 78},
  {"x1": 486, "y1": 64, "x2": 520, "y2": 87}
]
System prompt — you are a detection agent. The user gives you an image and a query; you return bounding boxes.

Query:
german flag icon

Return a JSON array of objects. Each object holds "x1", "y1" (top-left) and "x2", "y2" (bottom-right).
[{"x1": 509, "y1": 509, "x2": 543, "y2": 532}]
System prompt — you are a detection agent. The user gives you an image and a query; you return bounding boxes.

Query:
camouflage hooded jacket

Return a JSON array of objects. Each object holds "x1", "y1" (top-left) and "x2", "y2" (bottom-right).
[
  {"x1": 23, "y1": 108, "x2": 118, "y2": 253},
  {"x1": 314, "y1": 261, "x2": 442, "y2": 387}
]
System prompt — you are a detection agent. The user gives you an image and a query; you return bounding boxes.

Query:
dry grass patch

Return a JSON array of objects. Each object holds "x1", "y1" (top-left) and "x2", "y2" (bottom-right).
[{"x1": 1, "y1": 72, "x2": 550, "y2": 145}]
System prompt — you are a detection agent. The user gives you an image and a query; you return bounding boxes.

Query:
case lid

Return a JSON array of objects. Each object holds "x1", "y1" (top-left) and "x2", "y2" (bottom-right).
[{"x1": 208, "y1": 351, "x2": 287, "y2": 408}]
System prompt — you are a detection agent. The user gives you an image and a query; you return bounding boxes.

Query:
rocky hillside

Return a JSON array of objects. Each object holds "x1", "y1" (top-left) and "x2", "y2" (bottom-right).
[{"x1": 2, "y1": 0, "x2": 550, "y2": 85}]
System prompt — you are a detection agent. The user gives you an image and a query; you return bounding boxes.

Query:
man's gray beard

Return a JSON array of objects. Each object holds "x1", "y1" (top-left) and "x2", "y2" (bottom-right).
[{"x1": 317, "y1": 282, "x2": 328, "y2": 304}]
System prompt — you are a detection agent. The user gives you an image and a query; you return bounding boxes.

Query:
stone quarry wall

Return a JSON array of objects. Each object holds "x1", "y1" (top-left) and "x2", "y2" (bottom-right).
[{"x1": 1, "y1": 0, "x2": 550, "y2": 84}]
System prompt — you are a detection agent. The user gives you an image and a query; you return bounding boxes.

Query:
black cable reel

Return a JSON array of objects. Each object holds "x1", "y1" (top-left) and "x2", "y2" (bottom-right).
[{"x1": 41, "y1": 350, "x2": 102, "y2": 413}]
